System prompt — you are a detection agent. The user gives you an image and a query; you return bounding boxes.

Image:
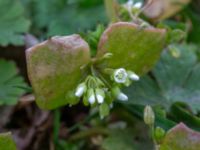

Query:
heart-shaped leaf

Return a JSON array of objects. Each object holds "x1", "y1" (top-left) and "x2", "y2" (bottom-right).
[
  {"x1": 26, "y1": 35, "x2": 91, "y2": 109},
  {"x1": 97, "y1": 22, "x2": 166, "y2": 75},
  {"x1": 160, "y1": 123, "x2": 200, "y2": 150},
  {"x1": 0, "y1": 132, "x2": 16, "y2": 150}
]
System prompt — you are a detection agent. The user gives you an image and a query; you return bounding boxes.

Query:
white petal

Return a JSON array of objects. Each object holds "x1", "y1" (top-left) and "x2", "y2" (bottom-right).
[
  {"x1": 88, "y1": 95, "x2": 95, "y2": 104},
  {"x1": 127, "y1": 0, "x2": 134, "y2": 6},
  {"x1": 117, "y1": 93, "x2": 128, "y2": 101},
  {"x1": 75, "y1": 86, "x2": 85, "y2": 97},
  {"x1": 129, "y1": 73, "x2": 140, "y2": 81},
  {"x1": 97, "y1": 94, "x2": 104, "y2": 104},
  {"x1": 114, "y1": 68, "x2": 128, "y2": 83},
  {"x1": 134, "y1": 2, "x2": 142, "y2": 9}
]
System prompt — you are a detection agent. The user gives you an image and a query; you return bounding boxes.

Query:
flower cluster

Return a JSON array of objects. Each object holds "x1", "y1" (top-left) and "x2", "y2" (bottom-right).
[{"x1": 74, "y1": 68, "x2": 139, "y2": 106}]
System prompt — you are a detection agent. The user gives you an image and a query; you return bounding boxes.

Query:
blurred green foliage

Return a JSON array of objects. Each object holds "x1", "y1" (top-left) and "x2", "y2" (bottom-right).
[
  {"x1": 0, "y1": 59, "x2": 27, "y2": 105},
  {"x1": 125, "y1": 44, "x2": 200, "y2": 113},
  {"x1": 22, "y1": 0, "x2": 108, "y2": 37},
  {"x1": 0, "y1": 132, "x2": 16, "y2": 150},
  {"x1": 0, "y1": 0, "x2": 30, "y2": 46},
  {"x1": 187, "y1": 1, "x2": 200, "y2": 46},
  {"x1": 102, "y1": 130, "x2": 136, "y2": 150}
]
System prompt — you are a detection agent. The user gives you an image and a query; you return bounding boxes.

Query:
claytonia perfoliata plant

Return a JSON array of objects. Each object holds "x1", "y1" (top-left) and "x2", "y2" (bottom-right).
[{"x1": 26, "y1": 21, "x2": 166, "y2": 119}]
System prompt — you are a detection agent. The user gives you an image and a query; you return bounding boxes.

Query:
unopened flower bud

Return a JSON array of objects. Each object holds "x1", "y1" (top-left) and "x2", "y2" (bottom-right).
[
  {"x1": 111, "y1": 86, "x2": 128, "y2": 101},
  {"x1": 75, "y1": 83, "x2": 87, "y2": 97},
  {"x1": 117, "y1": 93, "x2": 128, "y2": 101},
  {"x1": 87, "y1": 88, "x2": 96, "y2": 104},
  {"x1": 144, "y1": 105, "x2": 155, "y2": 125},
  {"x1": 113, "y1": 68, "x2": 128, "y2": 83},
  {"x1": 154, "y1": 127, "x2": 165, "y2": 142},
  {"x1": 95, "y1": 88, "x2": 105, "y2": 104},
  {"x1": 128, "y1": 71, "x2": 140, "y2": 81}
]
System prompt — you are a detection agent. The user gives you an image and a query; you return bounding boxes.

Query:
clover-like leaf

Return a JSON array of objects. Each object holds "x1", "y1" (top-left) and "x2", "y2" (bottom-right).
[
  {"x1": 0, "y1": 132, "x2": 16, "y2": 150},
  {"x1": 143, "y1": 0, "x2": 191, "y2": 21},
  {"x1": 0, "y1": 0, "x2": 30, "y2": 46},
  {"x1": 31, "y1": 0, "x2": 106, "y2": 36},
  {"x1": 97, "y1": 22, "x2": 166, "y2": 75},
  {"x1": 26, "y1": 35, "x2": 91, "y2": 109},
  {"x1": 0, "y1": 59, "x2": 27, "y2": 105},
  {"x1": 125, "y1": 44, "x2": 200, "y2": 113},
  {"x1": 160, "y1": 123, "x2": 200, "y2": 150}
]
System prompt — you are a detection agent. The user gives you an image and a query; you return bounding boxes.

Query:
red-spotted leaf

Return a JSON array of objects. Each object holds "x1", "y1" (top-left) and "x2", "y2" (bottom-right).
[
  {"x1": 26, "y1": 35, "x2": 91, "y2": 109},
  {"x1": 97, "y1": 22, "x2": 166, "y2": 75},
  {"x1": 160, "y1": 123, "x2": 200, "y2": 150}
]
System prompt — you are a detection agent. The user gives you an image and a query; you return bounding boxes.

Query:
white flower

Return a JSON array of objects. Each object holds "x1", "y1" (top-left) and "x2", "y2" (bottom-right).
[
  {"x1": 87, "y1": 89, "x2": 96, "y2": 104},
  {"x1": 113, "y1": 68, "x2": 128, "y2": 83},
  {"x1": 117, "y1": 92, "x2": 128, "y2": 101},
  {"x1": 88, "y1": 95, "x2": 96, "y2": 104},
  {"x1": 128, "y1": 71, "x2": 140, "y2": 81},
  {"x1": 134, "y1": 2, "x2": 142, "y2": 9},
  {"x1": 95, "y1": 88, "x2": 105, "y2": 104},
  {"x1": 75, "y1": 83, "x2": 86, "y2": 97},
  {"x1": 96, "y1": 95, "x2": 104, "y2": 103}
]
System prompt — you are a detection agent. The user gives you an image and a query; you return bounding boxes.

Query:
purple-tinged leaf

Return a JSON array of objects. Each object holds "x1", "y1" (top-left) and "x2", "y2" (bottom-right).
[
  {"x1": 97, "y1": 22, "x2": 166, "y2": 75},
  {"x1": 160, "y1": 123, "x2": 200, "y2": 150},
  {"x1": 26, "y1": 35, "x2": 91, "y2": 109}
]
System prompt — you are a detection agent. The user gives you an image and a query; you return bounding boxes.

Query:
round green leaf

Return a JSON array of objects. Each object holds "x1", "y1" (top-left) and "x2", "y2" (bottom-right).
[
  {"x1": 97, "y1": 22, "x2": 166, "y2": 75},
  {"x1": 26, "y1": 35, "x2": 91, "y2": 109}
]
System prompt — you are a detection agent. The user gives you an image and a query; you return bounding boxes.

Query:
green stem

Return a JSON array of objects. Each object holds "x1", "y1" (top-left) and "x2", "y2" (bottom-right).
[
  {"x1": 68, "y1": 111, "x2": 98, "y2": 133},
  {"x1": 104, "y1": 0, "x2": 119, "y2": 22},
  {"x1": 150, "y1": 125, "x2": 159, "y2": 150},
  {"x1": 69, "y1": 127, "x2": 109, "y2": 141},
  {"x1": 53, "y1": 109, "x2": 61, "y2": 145},
  {"x1": 90, "y1": 65, "x2": 97, "y2": 76},
  {"x1": 97, "y1": 70, "x2": 112, "y2": 89}
]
